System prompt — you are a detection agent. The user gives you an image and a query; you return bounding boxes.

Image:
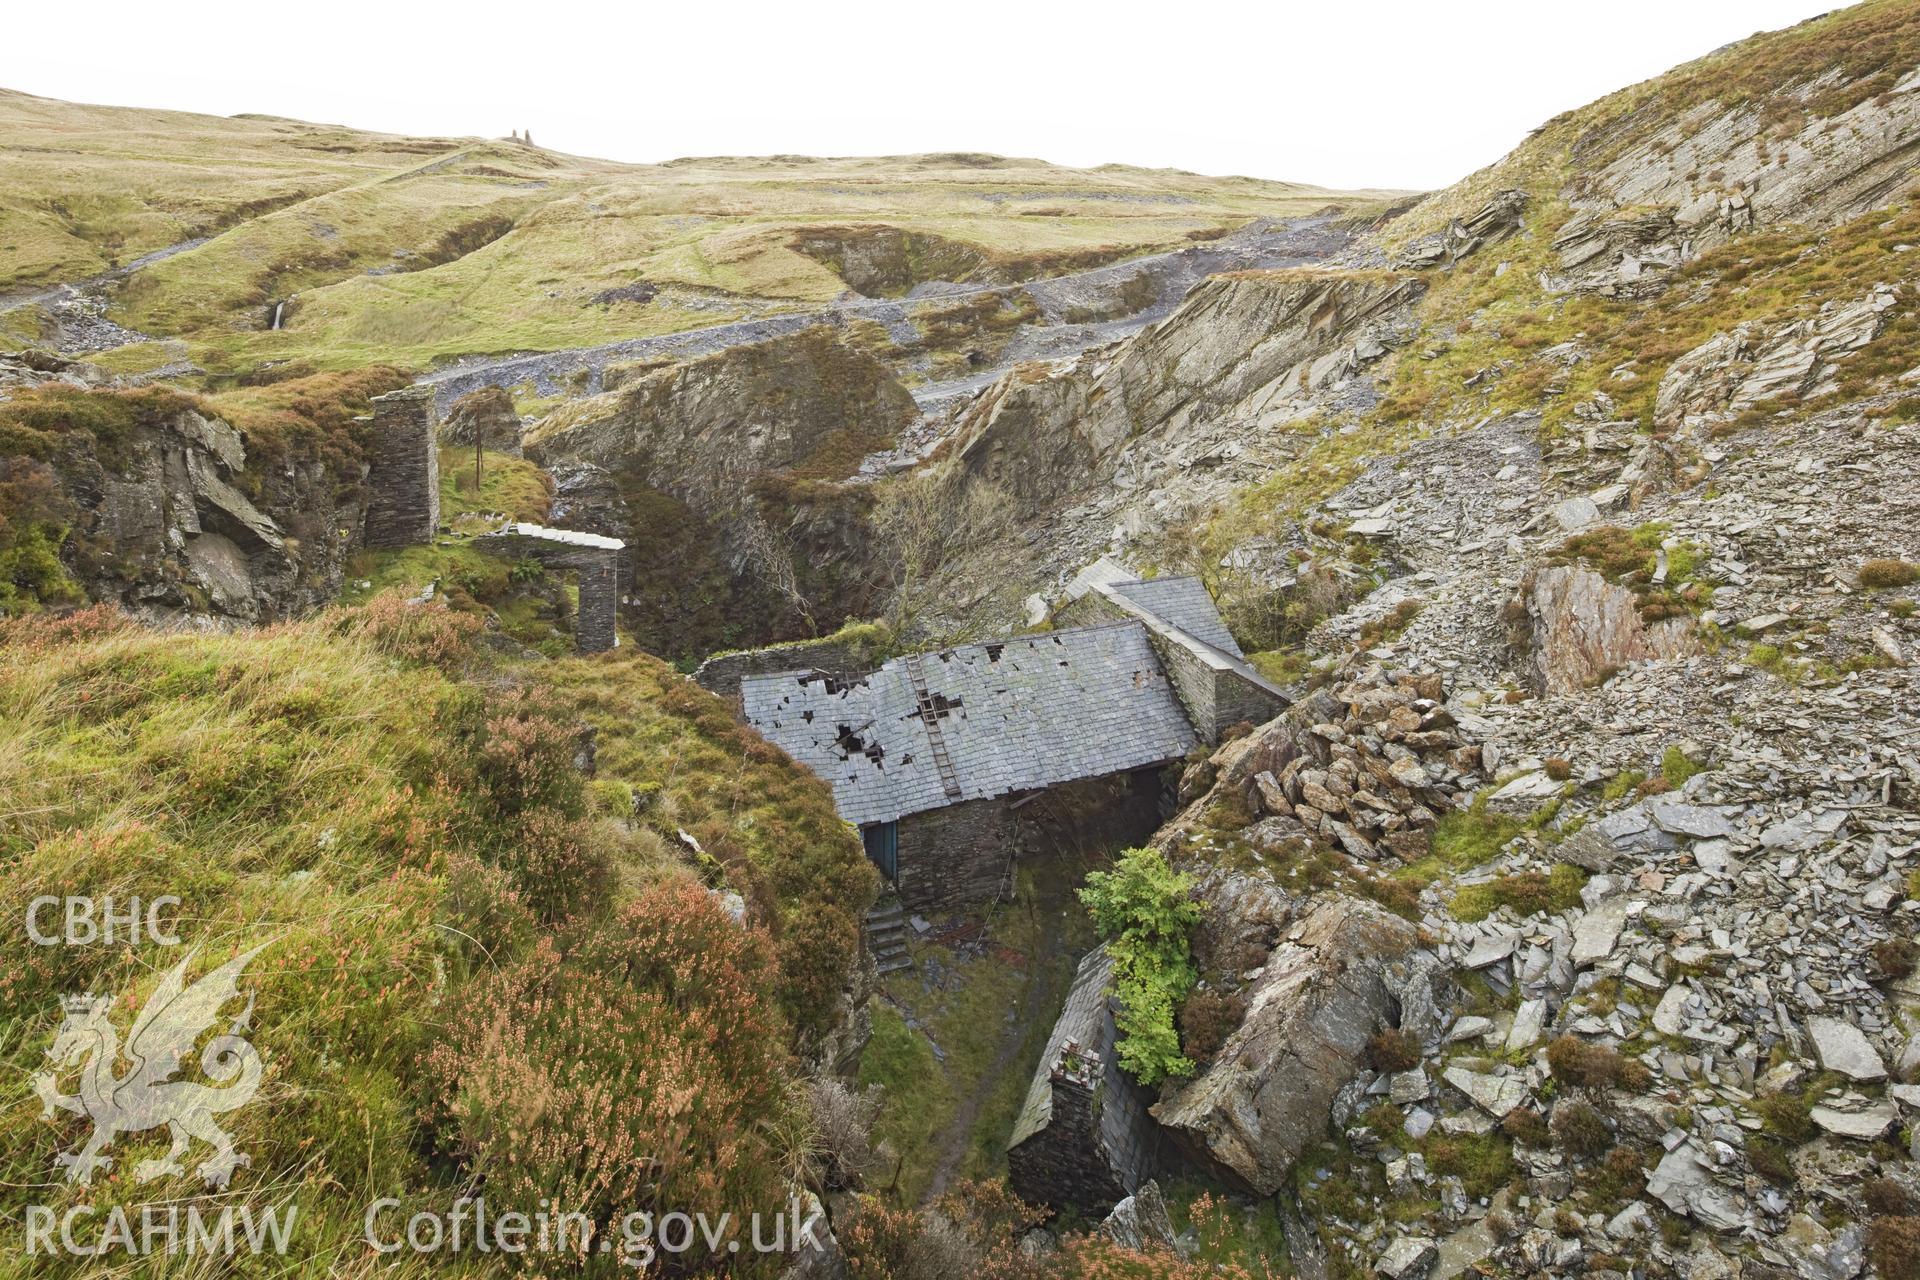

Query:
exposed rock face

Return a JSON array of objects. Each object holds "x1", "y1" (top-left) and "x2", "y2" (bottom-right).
[
  {"x1": 1517, "y1": 563, "x2": 1694, "y2": 695},
  {"x1": 788, "y1": 225, "x2": 995, "y2": 298},
  {"x1": 529, "y1": 326, "x2": 914, "y2": 510},
  {"x1": 1391, "y1": 189, "x2": 1528, "y2": 269},
  {"x1": 914, "y1": 269, "x2": 1424, "y2": 626},
  {"x1": 1151, "y1": 893, "x2": 1420, "y2": 1195},
  {"x1": 31, "y1": 391, "x2": 366, "y2": 624},
  {"x1": 1653, "y1": 286, "x2": 1898, "y2": 430},
  {"x1": 1546, "y1": 206, "x2": 1685, "y2": 296},
  {"x1": 1586, "y1": 64, "x2": 1920, "y2": 247},
  {"x1": 439, "y1": 385, "x2": 524, "y2": 456},
  {"x1": 526, "y1": 328, "x2": 913, "y2": 657}
]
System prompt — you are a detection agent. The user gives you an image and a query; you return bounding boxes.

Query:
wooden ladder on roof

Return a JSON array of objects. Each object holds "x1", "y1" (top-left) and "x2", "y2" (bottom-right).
[{"x1": 902, "y1": 653, "x2": 964, "y2": 799}]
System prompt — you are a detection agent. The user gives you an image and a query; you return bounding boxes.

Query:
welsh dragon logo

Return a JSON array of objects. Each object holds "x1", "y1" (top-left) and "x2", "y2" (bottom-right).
[{"x1": 34, "y1": 942, "x2": 271, "y2": 1188}]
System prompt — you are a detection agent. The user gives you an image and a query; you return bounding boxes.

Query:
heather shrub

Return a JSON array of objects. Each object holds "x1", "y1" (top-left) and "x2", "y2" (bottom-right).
[
  {"x1": 1180, "y1": 987, "x2": 1249, "y2": 1065},
  {"x1": 1502, "y1": 1107, "x2": 1552, "y2": 1147},
  {"x1": 1870, "y1": 1216, "x2": 1920, "y2": 1280},
  {"x1": 495, "y1": 809, "x2": 614, "y2": 924},
  {"x1": 1366, "y1": 1027, "x2": 1422, "y2": 1073},
  {"x1": 1552, "y1": 1099, "x2": 1612, "y2": 1157},
  {"x1": 427, "y1": 882, "x2": 792, "y2": 1236},
  {"x1": 1874, "y1": 937, "x2": 1918, "y2": 980},
  {"x1": 1866, "y1": 1177, "x2": 1920, "y2": 1217},
  {"x1": 1547, "y1": 1034, "x2": 1653, "y2": 1090},
  {"x1": 471, "y1": 685, "x2": 586, "y2": 818},
  {"x1": 1860, "y1": 559, "x2": 1920, "y2": 589},
  {"x1": 337, "y1": 589, "x2": 483, "y2": 669}
]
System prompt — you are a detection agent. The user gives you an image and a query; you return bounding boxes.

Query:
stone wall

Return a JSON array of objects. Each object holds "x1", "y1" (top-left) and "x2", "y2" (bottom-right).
[
  {"x1": 1149, "y1": 632, "x2": 1287, "y2": 741},
  {"x1": 473, "y1": 526, "x2": 624, "y2": 653},
  {"x1": 692, "y1": 630, "x2": 890, "y2": 702},
  {"x1": 1057, "y1": 592, "x2": 1286, "y2": 743},
  {"x1": 363, "y1": 386, "x2": 440, "y2": 549},
  {"x1": 1008, "y1": 948, "x2": 1159, "y2": 1214},
  {"x1": 890, "y1": 769, "x2": 1170, "y2": 912},
  {"x1": 894, "y1": 798, "x2": 1013, "y2": 910}
]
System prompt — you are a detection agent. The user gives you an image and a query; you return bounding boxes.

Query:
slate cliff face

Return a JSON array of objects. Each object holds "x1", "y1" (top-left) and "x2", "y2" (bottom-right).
[
  {"x1": 911, "y1": 269, "x2": 1425, "y2": 625},
  {"x1": 523, "y1": 327, "x2": 915, "y2": 659}
]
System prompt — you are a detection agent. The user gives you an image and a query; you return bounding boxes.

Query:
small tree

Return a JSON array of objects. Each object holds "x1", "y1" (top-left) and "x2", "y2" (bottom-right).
[{"x1": 1079, "y1": 847, "x2": 1202, "y2": 1086}]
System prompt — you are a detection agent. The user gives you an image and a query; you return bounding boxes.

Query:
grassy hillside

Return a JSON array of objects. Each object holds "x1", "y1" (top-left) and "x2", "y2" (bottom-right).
[
  {"x1": 0, "y1": 88, "x2": 1404, "y2": 376},
  {"x1": 1174, "y1": 0, "x2": 1920, "y2": 595},
  {"x1": 0, "y1": 600, "x2": 873, "y2": 1271}
]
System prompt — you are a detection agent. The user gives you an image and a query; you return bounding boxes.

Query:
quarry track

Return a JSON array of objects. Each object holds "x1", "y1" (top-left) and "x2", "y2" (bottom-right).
[
  {"x1": 416, "y1": 217, "x2": 1356, "y2": 416},
  {"x1": 0, "y1": 237, "x2": 209, "y2": 317}
]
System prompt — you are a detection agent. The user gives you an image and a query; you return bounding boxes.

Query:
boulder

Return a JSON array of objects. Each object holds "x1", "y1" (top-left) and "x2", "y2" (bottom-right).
[
  {"x1": 1807, "y1": 1016, "x2": 1887, "y2": 1083},
  {"x1": 1098, "y1": 1180, "x2": 1184, "y2": 1256},
  {"x1": 1151, "y1": 895, "x2": 1421, "y2": 1195},
  {"x1": 1375, "y1": 1235, "x2": 1438, "y2": 1279}
]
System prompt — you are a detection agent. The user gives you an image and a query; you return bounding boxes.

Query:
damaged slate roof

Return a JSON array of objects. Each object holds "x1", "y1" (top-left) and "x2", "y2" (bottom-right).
[
  {"x1": 1008, "y1": 946, "x2": 1116, "y2": 1149},
  {"x1": 741, "y1": 620, "x2": 1197, "y2": 827}
]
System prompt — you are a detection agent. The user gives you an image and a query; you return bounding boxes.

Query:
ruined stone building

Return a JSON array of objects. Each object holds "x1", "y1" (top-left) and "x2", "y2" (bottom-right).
[
  {"x1": 362, "y1": 386, "x2": 440, "y2": 549},
  {"x1": 742, "y1": 569, "x2": 1286, "y2": 906},
  {"x1": 359, "y1": 385, "x2": 624, "y2": 654},
  {"x1": 1056, "y1": 558, "x2": 1288, "y2": 741},
  {"x1": 474, "y1": 522, "x2": 626, "y2": 653},
  {"x1": 1006, "y1": 947, "x2": 1158, "y2": 1212}
]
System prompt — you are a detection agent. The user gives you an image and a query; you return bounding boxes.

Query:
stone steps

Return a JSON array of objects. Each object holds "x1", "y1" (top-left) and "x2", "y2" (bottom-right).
[{"x1": 865, "y1": 899, "x2": 912, "y2": 975}]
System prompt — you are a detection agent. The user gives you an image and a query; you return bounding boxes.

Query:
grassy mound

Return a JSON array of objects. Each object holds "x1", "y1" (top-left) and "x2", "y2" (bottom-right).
[{"x1": 0, "y1": 599, "x2": 872, "y2": 1269}]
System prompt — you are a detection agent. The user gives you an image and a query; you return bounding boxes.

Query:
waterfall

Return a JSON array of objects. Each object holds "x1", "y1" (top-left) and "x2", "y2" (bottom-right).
[{"x1": 270, "y1": 301, "x2": 284, "y2": 331}]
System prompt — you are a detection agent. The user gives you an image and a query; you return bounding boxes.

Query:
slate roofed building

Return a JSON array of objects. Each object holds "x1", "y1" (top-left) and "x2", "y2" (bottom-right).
[
  {"x1": 742, "y1": 621, "x2": 1197, "y2": 907},
  {"x1": 741, "y1": 567, "x2": 1288, "y2": 908},
  {"x1": 1006, "y1": 946, "x2": 1158, "y2": 1213}
]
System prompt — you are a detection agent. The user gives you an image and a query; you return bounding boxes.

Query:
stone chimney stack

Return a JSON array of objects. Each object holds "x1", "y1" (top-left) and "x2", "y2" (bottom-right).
[{"x1": 363, "y1": 386, "x2": 440, "y2": 549}]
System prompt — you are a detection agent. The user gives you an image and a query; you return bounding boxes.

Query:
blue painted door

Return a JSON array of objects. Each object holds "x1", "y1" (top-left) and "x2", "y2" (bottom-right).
[{"x1": 862, "y1": 822, "x2": 898, "y2": 881}]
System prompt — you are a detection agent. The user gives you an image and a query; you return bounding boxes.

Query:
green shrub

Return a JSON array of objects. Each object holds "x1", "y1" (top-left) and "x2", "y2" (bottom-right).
[
  {"x1": 1660, "y1": 745, "x2": 1707, "y2": 787},
  {"x1": 1081, "y1": 846, "x2": 1203, "y2": 1085},
  {"x1": 1450, "y1": 864, "x2": 1586, "y2": 923}
]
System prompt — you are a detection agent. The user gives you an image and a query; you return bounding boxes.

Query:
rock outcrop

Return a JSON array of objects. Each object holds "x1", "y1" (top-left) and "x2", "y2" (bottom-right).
[
  {"x1": 6, "y1": 369, "x2": 373, "y2": 624},
  {"x1": 1516, "y1": 563, "x2": 1695, "y2": 695},
  {"x1": 528, "y1": 326, "x2": 914, "y2": 511},
  {"x1": 525, "y1": 327, "x2": 913, "y2": 657},
  {"x1": 911, "y1": 268, "x2": 1425, "y2": 627},
  {"x1": 1152, "y1": 893, "x2": 1421, "y2": 1195},
  {"x1": 1653, "y1": 286, "x2": 1899, "y2": 430}
]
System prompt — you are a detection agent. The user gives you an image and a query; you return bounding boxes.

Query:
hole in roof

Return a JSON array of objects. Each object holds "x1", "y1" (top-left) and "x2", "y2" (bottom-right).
[
  {"x1": 833, "y1": 724, "x2": 886, "y2": 764},
  {"x1": 985, "y1": 643, "x2": 1004, "y2": 662},
  {"x1": 917, "y1": 692, "x2": 962, "y2": 720}
]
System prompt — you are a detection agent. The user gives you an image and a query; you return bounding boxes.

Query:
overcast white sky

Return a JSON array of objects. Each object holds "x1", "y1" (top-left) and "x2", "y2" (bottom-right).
[{"x1": 2, "y1": 0, "x2": 1846, "y2": 191}]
